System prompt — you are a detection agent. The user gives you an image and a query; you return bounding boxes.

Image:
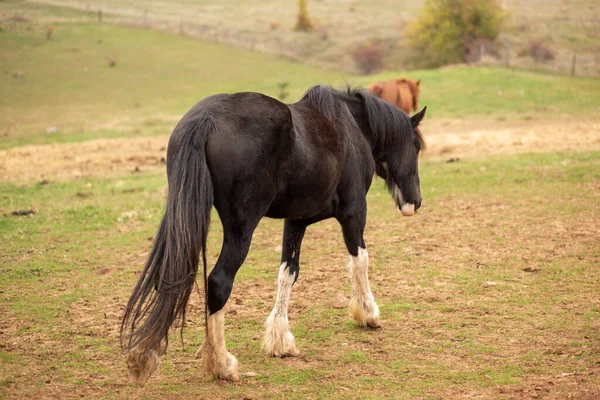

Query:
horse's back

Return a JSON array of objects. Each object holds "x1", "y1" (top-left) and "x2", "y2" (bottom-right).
[
  {"x1": 379, "y1": 81, "x2": 399, "y2": 105},
  {"x1": 171, "y1": 92, "x2": 293, "y2": 164}
]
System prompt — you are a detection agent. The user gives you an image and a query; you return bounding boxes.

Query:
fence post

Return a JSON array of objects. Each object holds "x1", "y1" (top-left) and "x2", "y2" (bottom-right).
[
  {"x1": 571, "y1": 53, "x2": 576, "y2": 77},
  {"x1": 98, "y1": 9, "x2": 102, "y2": 24}
]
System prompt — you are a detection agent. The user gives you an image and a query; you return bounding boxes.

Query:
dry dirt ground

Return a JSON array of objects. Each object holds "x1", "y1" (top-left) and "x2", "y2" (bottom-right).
[
  {"x1": 1, "y1": 117, "x2": 599, "y2": 182},
  {"x1": 1, "y1": 118, "x2": 599, "y2": 399}
]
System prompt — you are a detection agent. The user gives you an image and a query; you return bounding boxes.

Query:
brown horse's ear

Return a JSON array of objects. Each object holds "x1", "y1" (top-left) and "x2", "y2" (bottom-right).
[
  {"x1": 410, "y1": 106, "x2": 427, "y2": 128},
  {"x1": 416, "y1": 79, "x2": 421, "y2": 86}
]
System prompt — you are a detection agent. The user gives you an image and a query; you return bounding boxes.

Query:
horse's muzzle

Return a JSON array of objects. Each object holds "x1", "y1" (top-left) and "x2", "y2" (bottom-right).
[
  {"x1": 400, "y1": 198, "x2": 421, "y2": 217},
  {"x1": 400, "y1": 203, "x2": 415, "y2": 216}
]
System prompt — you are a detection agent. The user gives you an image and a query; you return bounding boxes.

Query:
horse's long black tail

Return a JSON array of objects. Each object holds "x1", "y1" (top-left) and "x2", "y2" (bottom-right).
[{"x1": 120, "y1": 115, "x2": 215, "y2": 355}]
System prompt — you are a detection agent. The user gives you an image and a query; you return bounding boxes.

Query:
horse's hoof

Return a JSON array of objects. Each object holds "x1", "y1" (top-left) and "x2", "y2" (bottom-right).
[
  {"x1": 349, "y1": 297, "x2": 380, "y2": 328},
  {"x1": 280, "y1": 344, "x2": 301, "y2": 358},
  {"x1": 263, "y1": 326, "x2": 300, "y2": 357},
  {"x1": 198, "y1": 343, "x2": 240, "y2": 381},
  {"x1": 269, "y1": 340, "x2": 301, "y2": 358},
  {"x1": 366, "y1": 319, "x2": 381, "y2": 329},
  {"x1": 208, "y1": 351, "x2": 239, "y2": 381},
  {"x1": 126, "y1": 348, "x2": 161, "y2": 385},
  {"x1": 221, "y1": 351, "x2": 240, "y2": 381}
]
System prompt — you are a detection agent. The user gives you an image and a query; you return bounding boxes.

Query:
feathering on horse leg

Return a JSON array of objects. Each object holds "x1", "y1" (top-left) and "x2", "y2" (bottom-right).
[
  {"x1": 196, "y1": 287, "x2": 240, "y2": 381},
  {"x1": 263, "y1": 219, "x2": 305, "y2": 357},
  {"x1": 339, "y1": 215, "x2": 380, "y2": 328},
  {"x1": 196, "y1": 228, "x2": 256, "y2": 381},
  {"x1": 263, "y1": 262, "x2": 300, "y2": 357},
  {"x1": 197, "y1": 308, "x2": 239, "y2": 381},
  {"x1": 347, "y1": 247, "x2": 380, "y2": 328}
]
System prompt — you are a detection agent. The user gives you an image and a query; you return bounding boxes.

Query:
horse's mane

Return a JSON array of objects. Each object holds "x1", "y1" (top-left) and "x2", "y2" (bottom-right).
[
  {"x1": 301, "y1": 85, "x2": 425, "y2": 195},
  {"x1": 301, "y1": 85, "x2": 355, "y2": 122},
  {"x1": 301, "y1": 85, "x2": 424, "y2": 156}
]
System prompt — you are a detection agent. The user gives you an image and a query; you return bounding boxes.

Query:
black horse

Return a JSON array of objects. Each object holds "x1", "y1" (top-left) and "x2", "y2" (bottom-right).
[{"x1": 121, "y1": 85, "x2": 426, "y2": 383}]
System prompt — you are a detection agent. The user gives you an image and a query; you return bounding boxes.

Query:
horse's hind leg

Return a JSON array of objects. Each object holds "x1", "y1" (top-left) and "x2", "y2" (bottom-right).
[
  {"x1": 338, "y1": 213, "x2": 380, "y2": 328},
  {"x1": 263, "y1": 219, "x2": 306, "y2": 357},
  {"x1": 196, "y1": 221, "x2": 258, "y2": 381}
]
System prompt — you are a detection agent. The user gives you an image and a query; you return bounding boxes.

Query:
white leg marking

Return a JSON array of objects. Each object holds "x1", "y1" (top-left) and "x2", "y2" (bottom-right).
[
  {"x1": 348, "y1": 247, "x2": 380, "y2": 327},
  {"x1": 196, "y1": 308, "x2": 239, "y2": 381},
  {"x1": 263, "y1": 262, "x2": 300, "y2": 357}
]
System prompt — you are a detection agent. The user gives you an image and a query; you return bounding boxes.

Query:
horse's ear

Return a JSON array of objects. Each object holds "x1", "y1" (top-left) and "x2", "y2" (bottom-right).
[
  {"x1": 416, "y1": 79, "x2": 421, "y2": 86},
  {"x1": 411, "y1": 106, "x2": 427, "y2": 128}
]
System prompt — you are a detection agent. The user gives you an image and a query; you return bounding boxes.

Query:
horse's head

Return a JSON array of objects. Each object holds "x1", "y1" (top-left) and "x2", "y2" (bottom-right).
[{"x1": 375, "y1": 106, "x2": 426, "y2": 216}]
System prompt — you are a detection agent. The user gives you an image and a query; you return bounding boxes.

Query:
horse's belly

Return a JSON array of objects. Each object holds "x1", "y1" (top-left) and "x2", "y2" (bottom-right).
[
  {"x1": 265, "y1": 170, "x2": 338, "y2": 220},
  {"x1": 265, "y1": 186, "x2": 334, "y2": 219}
]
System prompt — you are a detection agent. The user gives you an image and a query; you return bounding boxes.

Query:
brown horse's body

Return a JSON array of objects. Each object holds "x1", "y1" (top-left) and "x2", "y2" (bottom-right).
[{"x1": 368, "y1": 78, "x2": 421, "y2": 114}]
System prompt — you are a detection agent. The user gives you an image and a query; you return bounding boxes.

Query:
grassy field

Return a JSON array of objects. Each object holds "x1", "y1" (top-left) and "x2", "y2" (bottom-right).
[
  {"x1": 1, "y1": 2, "x2": 600, "y2": 399},
  {"x1": 21, "y1": 0, "x2": 600, "y2": 76},
  {"x1": 0, "y1": 3, "x2": 346, "y2": 149},
  {"x1": 1, "y1": 151, "x2": 599, "y2": 399},
  {"x1": 1, "y1": 3, "x2": 599, "y2": 151}
]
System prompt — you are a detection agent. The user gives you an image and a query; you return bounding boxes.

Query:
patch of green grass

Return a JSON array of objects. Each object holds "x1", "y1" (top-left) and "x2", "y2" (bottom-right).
[
  {"x1": 0, "y1": 351, "x2": 20, "y2": 363},
  {"x1": 0, "y1": 6, "x2": 347, "y2": 148},
  {"x1": 1, "y1": 2, "x2": 599, "y2": 151},
  {"x1": 358, "y1": 67, "x2": 600, "y2": 119},
  {"x1": 8, "y1": 0, "x2": 600, "y2": 79},
  {"x1": 340, "y1": 349, "x2": 369, "y2": 363}
]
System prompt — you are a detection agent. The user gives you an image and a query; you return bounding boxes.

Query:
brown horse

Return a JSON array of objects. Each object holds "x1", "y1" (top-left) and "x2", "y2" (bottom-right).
[{"x1": 368, "y1": 78, "x2": 421, "y2": 114}]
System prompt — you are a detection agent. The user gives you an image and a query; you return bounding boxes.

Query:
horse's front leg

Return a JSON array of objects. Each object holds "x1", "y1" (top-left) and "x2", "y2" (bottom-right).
[
  {"x1": 338, "y1": 214, "x2": 380, "y2": 328},
  {"x1": 263, "y1": 219, "x2": 306, "y2": 357}
]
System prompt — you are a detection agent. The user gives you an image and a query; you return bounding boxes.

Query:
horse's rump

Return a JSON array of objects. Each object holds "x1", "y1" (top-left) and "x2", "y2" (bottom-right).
[
  {"x1": 396, "y1": 82, "x2": 413, "y2": 114},
  {"x1": 368, "y1": 78, "x2": 421, "y2": 114}
]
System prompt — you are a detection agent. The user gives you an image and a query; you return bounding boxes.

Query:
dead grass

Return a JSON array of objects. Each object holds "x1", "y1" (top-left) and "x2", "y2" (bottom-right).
[{"x1": 2, "y1": 117, "x2": 599, "y2": 182}]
